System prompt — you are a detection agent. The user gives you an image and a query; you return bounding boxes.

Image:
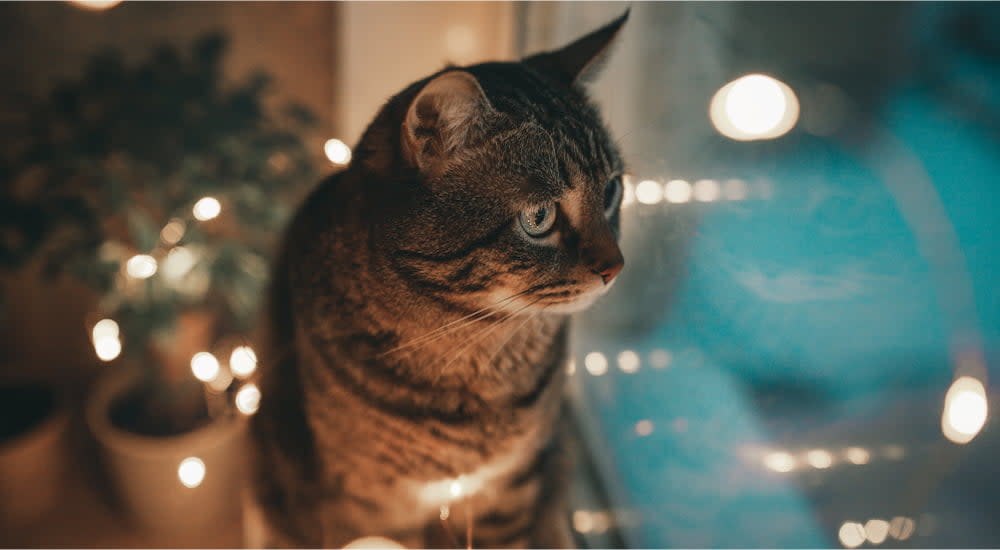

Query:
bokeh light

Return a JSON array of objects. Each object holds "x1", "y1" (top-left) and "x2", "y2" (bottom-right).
[
  {"x1": 763, "y1": 451, "x2": 796, "y2": 473},
  {"x1": 324, "y1": 138, "x2": 352, "y2": 165},
  {"x1": 648, "y1": 349, "x2": 672, "y2": 369},
  {"x1": 635, "y1": 419, "x2": 654, "y2": 437},
  {"x1": 94, "y1": 337, "x2": 122, "y2": 362},
  {"x1": 692, "y1": 179, "x2": 721, "y2": 202},
  {"x1": 710, "y1": 74, "x2": 800, "y2": 141},
  {"x1": 635, "y1": 179, "x2": 663, "y2": 204},
  {"x1": 722, "y1": 178, "x2": 749, "y2": 201},
  {"x1": 125, "y1": 254, "x2": 157, "y2": 279},
  {"x1": 177, "y1": 457, "x2": 205, "y2": 488},
  {"x1": 68, "y1": 0, "x2": 123, "y2": 10},
  {"x1": 942, "y1": 376, "x2": 988, "y2": 444},
  {"x1": 584, "y1": 352, "x2": 608, "y2": 376},
  {"x1": 621, "y1": 175, "x2": 636, "y2": 207},
  {"x1": 617, "y1": 350, "x2": 640, "y2": 373},
  {"x1": 573, "y1": 510, "x2": 594, "y2": 534},
  {"x1": 192, "y1": 196, "x2": 221, "y2": 221},
  {"x1": 806, "y1": 449, "x2": 834, "y2": 469},
  {"x1": 838, "y1": 521, "x2": 866, "y2": 549},
  {"x1": 235, "y1": 383, "x2": 261, "y2": 415},
  {"x1": 663, "y1": 179, "x2": 692, "y2": 204},
  {"x1": 207, "y1": 364, "x2": 234, "y2": 393},
  {"x1": 888, "y1": 517, "x2": 916, "y2": 540},
  {"x1": 230, "y1": 345, "x2": 258, "y2": 378},
  {"x1": 865, "y1": 519, "x2": 890, "y2": 544},
  {"x1": 92, "y1": 318, "x2": 119, "y2": 342},
  {"x1": 162, "y1": 246, "x2": 196, "y2": 282},
  {"x1": 845, "y1": 447, "x2": 871, "y2": 465},
  {"x1": 160, "y1": 218, "x2": 185, "y2": 244},
  {"x1": 342, "y1": 537, "x2": 406, "y2": 550},
  {"x1": 190, "y1": 351, "x2": 220, "y2": 382}
]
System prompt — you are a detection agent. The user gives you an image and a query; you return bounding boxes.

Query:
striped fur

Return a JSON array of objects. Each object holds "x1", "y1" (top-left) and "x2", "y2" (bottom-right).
[{"x1": 250, "y1": 13, "x2": 628, "y2": 549}]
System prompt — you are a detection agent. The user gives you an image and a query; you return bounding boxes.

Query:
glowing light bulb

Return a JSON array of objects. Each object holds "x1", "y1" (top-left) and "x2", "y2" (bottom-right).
[
  {"x1": 324, "y1": 138, "x2": 352, "y2": 165},
  {"x1": 648, "y1": 349, "x2": 672, "y2": 369},
  {"x1": 845, "y1": 447, "x2": 870, "y2": 465},
  {"x1": 942, "y1": 376, "x2": 988, "y2": 444},
  {"x1": 584, "y1": 352, "x2": 608, "y2": 376},
  {"x1": 94, "y1": 337, "x2": 122, "y2": 361},
  {"x1": 68, "y1": 0, "x2": 122, "y2": 10},
  {"x1": 635, "y1": 419, "x2": 654, "y2": 437},
  {"x1": 806, "y1": 449, "x2": 834, "y2": 469},
  {"x1": 693, "y1": 179, "x2": 721, "y2": 202},
  {"x1": 763, "y1": 451, "x2": 796, "y2": 473},
  {"x1": 449, "y1": 480, "x2": 463, "y2": 498},
  {"x1": 343, "y1": 537, "x2": 406, "y2": 549},
  {"x1": 177, "y1": 457, "x2": 205, "y2": 488},
  {"x1": 230, "y1": 345, "x2": 257, "y2": 378},
  {"x1": 190, "y1": 351, "x2": 220, "y2": 382},
  {"x1": 236, "y1": 383, "x2": 261, "y2": 415},
  {"x1": 634, "y1": 180, "x2": 663, "y2": 204},
  {"x1": 838, "y1": 521, "x2": 866, "y2": 549},
  {"x1": 663, "y1": 179, "x2": 692, "y2": 204},
  {"x1": 617, "y1": 350, "x2": 640, "y2": 373},
  {"x1": 192, "y1": 197, "x2": 221, "y2": 221},
  {"x1": 126, "y1": 254, "x2": 157, "y2": 279},
  {"x1": 710, "y1": 74, "x2": 799, "y2": 141}
]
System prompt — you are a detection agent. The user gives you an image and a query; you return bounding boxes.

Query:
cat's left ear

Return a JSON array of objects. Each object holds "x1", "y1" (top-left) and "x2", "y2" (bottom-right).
[
  {"x1": 402, "y1": 70, "x2": 493, "y2": 175},
  {"x1": 523, "y1": 8, "x2": 630, "y2": 86}
]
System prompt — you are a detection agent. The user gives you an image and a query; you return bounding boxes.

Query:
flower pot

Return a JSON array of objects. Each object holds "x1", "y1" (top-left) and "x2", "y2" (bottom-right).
[
  {"x1": 86, "y1": 367, "x2": 248, "y2": 533},
  {"x1": 0, "y1": 383, "x2": 70, "y2": 528}
]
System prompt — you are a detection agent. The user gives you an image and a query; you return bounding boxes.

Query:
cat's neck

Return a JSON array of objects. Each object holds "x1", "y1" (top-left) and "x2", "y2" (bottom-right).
[{"x1": 381, "y1": 308, "x2": 565, "y2": 399}]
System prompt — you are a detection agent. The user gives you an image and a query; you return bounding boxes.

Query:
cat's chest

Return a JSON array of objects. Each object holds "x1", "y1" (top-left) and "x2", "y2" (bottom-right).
[{"x1": 401, "y1": 434, "x2": 536, "y2": 519}]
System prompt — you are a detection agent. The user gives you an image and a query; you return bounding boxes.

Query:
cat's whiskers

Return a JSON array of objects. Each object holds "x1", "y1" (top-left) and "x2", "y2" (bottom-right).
[
  {"x1": 436, "y1": 297, "x2": 543, "y2": 377},
  {"x1": 378, "y1": 289, "x2": 533, "y2": 358},
  {"x1": 479, "y1": 309, "x2": 543, "y2": 376}
]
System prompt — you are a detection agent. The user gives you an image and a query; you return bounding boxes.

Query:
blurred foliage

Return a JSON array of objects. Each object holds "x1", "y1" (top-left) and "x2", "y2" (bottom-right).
[{"x1": 0, "y1": 32, "x2": 318, "y2": 370}]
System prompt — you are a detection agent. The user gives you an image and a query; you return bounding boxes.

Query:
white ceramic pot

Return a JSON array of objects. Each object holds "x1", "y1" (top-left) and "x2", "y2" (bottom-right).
[
  {"x1": 0, "y1": 386, "x2": 69, "y2": 528},
  {"x1": 86, "y1": 368, "x2": 248, "y2": 532}
]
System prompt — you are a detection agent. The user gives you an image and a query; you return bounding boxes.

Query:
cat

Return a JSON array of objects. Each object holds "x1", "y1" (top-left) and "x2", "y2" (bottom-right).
[{"x1": 249, "y1": 11, "x2": 628, "y2": 549}]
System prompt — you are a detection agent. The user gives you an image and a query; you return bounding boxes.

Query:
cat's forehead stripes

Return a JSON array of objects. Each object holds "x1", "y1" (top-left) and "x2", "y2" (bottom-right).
[{"x1": 465, "y1": 62, "x2": 622, "y2": 189}]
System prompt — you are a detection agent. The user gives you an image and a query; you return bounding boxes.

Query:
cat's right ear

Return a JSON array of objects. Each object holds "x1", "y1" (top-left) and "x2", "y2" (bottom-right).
[
  {"x1": 402, "y1": 70, "x2": 492, "y2": 175},
  {"x1": 523, "y1": 9, "x2": 629, "y2": 87}
]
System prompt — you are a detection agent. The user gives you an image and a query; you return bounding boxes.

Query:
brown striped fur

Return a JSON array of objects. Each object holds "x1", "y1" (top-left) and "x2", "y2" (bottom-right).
[{"x1": 249, "y1": 12, "x2": 629, "y2": 549}]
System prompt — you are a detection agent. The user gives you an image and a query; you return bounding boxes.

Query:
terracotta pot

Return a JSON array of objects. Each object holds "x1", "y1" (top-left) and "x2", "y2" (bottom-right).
[
  {"x1": 0, "y1": 384, "x2": 69, "y2": 527},
  {"x1": 86, "y1": 368, "x2": 248, "y2": 532}
]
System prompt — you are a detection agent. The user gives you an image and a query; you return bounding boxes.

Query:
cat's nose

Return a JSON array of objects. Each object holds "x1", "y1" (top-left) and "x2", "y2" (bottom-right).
[
  {"x1": 591, "y1": 257, "x2": 624, "y2": 285},
  {"x1": 582, "y1": 225, "x2": 624, "y2": 285}
]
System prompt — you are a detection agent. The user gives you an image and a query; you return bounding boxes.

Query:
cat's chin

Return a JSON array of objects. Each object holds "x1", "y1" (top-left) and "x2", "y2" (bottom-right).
[{"x1": 537, "y1": 280, "x2": 616, "y2": 314}]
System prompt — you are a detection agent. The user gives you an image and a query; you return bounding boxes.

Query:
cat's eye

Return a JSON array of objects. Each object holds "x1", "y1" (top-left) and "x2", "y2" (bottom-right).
[
  {"x1": 519, "y1": 202, "x2": 557, "y2": 238},
  {"x1": 603, "y1": 176, "x2": 623, "y2": 216}
]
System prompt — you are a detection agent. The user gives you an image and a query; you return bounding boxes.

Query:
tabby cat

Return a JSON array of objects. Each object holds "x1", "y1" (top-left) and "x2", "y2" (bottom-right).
[{"x1": 249, "y1": 12, "x2": 628, "y2": 549}]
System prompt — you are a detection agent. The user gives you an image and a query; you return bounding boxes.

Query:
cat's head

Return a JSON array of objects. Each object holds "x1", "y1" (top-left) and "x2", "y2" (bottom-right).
[{"x1": 378, "y1": 12, "x2": 629, "y2": 316}]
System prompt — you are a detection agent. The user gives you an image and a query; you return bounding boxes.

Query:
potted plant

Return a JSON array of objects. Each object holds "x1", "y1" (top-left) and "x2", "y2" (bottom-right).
[
  {"x1": 0, "y1": 32, "x2": 318, "y2": 531},
  {"x1": 0, "y1": 381, "x2": 70, "y2": 528}
]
